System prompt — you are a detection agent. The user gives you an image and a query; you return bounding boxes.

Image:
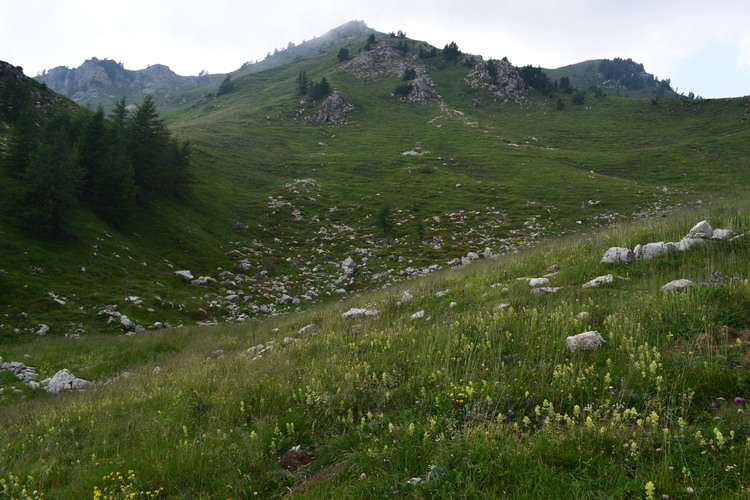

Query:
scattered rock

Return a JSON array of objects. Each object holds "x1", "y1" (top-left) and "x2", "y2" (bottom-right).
[
  {"x1": 0, "y1": 360, "x2": 38, "y2": 382},
  {"x1": 410, "y1": 309, "x2": 425, "y2": 319},
  {"x1": 34, "y1": 324, "x2": 49, "y2": 336},
  {"x1": 575, "y1": 311, "x2": 590, "y2": 321},
  {"x1": 566, "y1": 331, "x2": 606, "y2": 352},
  {"x1": 531, "y1": 287, "x2": 561, "y2": 296},
  {"x1": 401, "y1": 290, "x2": 414, "y2": 302},
  {"x1": 661, "y1": 279, "x2": 696, "y2": 291}
]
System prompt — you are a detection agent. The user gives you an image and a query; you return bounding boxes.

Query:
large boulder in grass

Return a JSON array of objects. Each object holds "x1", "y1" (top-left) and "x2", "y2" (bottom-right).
[
  {"x1": 42, "y1": 369, "x2": 92, "y2": 393},
  {"x1": 566, "y1": 331, "x2": 606, "y2": 352},
  {"x1": 601, "y1": 247, "x2": 634, "y2": 264},
  {"x1": 687, "y1": 220, "x2": 713, "y2": 239}
]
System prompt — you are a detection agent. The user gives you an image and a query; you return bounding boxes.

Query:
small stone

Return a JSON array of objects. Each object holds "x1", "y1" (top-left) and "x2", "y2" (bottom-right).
[
  {"x1": 582, "y1": 274, "x2": 613, "y2": 288},
  {"x1": 175, "y1": 270, "x2": 194, "y2": 282},
  {"x1": 529, "y1": 277, "x2": 550, "y2": 287},
  {"x1": 410, "y1": 310, "x2": 425, "y2": 319},
  {"x1": 661, "y1": 279, "x2": 696, "y2": 291},
  {"x1": 566, "y1": 331, "x2": 606, "y2": 352}
]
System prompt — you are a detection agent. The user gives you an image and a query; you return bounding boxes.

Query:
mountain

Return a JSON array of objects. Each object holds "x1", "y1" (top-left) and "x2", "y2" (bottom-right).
[
  {"x1": 543, "y1": 58, "x2": 679, "y2": 98},
  {"x1": 35, "y1": 22, "x2": 678, "y2": 111},
  {"x1": 35, "y1": 57, "x2": 225, "y2": 109}
]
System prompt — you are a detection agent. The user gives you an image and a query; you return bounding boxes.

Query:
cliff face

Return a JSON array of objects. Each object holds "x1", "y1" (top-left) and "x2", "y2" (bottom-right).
[{"x1": 36, "y1": 58, "x2": 219, "y2": 104}]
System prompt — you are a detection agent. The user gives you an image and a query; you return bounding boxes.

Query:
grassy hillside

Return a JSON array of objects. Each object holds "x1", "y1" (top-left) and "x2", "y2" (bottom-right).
[
  {"x1": 1, "y1": 197, "x2": 748, "y2": 498},
  {"x1": 1, "y1": 34, "x2": 749, "y2": 344}
]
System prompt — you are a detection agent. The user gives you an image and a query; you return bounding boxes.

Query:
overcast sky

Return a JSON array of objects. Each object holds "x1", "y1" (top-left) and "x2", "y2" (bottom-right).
[{"x1": 2, "y1": 0, "x2": 749, "y2": 98}]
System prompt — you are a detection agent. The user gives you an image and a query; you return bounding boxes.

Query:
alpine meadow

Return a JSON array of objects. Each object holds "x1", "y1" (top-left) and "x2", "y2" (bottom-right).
[{"x1": 1, "y1": 21, "x2": 749, "y2": 499}]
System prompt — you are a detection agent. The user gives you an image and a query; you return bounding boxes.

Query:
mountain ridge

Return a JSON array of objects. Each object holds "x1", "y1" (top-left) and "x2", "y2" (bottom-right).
[{"x1": 34, "y1": 21, "x2": 680, "y2": 110}]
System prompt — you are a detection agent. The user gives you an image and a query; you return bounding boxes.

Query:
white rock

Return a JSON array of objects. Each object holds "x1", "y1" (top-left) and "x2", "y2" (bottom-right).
[
  {"x1": 529, "y1": 277, "x2": 550, "y2": 287},
  {"x1": 566, "y1": 331, "x2": 606, "y2": 352},
  {"x1": 175, "y1": 270, "x2": 194, "y2": 282},
  {"x1": 191, "y1": 276, "x2": 216, "y2": 286},
  {"x1": 43, "y1": 369, "x2": 92, "y2": 393},
  {"x1": 449, "y1": 301, "x2": 458, "y2": 308},
  {"x1": 712, "y1": 228, "x2": 733, "y2": 240},
  {"x1": 582, "y1": 274, "x2": 613, "y2": 288},
  {"x1": 482, "y1": 247, "x2": 494, "y2": 259},
  {"x1": 401, "y1": 291, "x2": 414, "y2": 302},
  {"x1": 298, "y1": 324, "x2": 318, "y2": 336},
  {"x1": 640, "y1": 242, "x2": 670, "y2": 260},
  {"x1": 341, "y1": 257, "x2": 356, "y2": 276},
  {"x1": 661, "y1": 279, "x2": 696, "y2": 291},
  {"x1": 410, "y1": 310, "x2": 425, "y2": 319},
  {"x1": 575, "y1": 311, "x2": 590, "y2": 321},
  {"x1": 119, "y1": 315, "x2": 136, "y2": 331},
  {"x1": 496, "y1": 303, "x2": 510, "y2": 310},
  {"x1": 35, "y1": 324, "x2": 49, "y2": 336},
  {"x1": 531, "y1": 287, "x2": 561, "y2": 296},
  {"x1": 687, "y1": 220, "x2": 713, "y2": 239},
  {"x1": 678, "y1": 237, "x2": 705, "y2": 251},
  {"x1": 342, "y1": 308, "x2": 379, "y2": 319},
  {"x1": 601, "y1": 247, "x2": 634, "y2": 264}
]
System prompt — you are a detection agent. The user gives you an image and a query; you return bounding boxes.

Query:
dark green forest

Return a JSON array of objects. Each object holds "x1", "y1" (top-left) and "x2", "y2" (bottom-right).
[{"x1": 1, "y1": 83, "x2": 191, "y2": 236}]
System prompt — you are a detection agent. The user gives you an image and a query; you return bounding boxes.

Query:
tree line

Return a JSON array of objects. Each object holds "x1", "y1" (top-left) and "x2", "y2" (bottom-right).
[{"x1": 1, "y1": 95, "x2": 192, "y2": 236}]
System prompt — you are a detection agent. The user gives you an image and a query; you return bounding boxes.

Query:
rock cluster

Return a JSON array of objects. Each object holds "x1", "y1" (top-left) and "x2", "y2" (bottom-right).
[
  {"x1": 464, "y1": 58, "x2": 528, "y2": 104},
  {"x1": 308, "y1": 91, "x2": 354, "y2": 123},
  {"x1": 602, "y1": 220, "x2": 736, "y2": 264}
]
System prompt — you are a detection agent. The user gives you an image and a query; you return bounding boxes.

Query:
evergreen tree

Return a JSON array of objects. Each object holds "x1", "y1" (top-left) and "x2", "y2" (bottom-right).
[
  {"x1": 126, "y1": 96, "x2": 170, "y2": 194},
  {"x1": 442, "y1": 41, "x2": 460, "y2": 61},
  {"x1": 364, "y1": 34, "x2": 376, "y2": 51},
  {"x1": 337, "y1": 48, "x2": 350, "y2": 62},
  {"x1": 2, "y1": 113, "x2": 37, "y2": 178},
  {"x1": 110, "y1": 97, "x2": 128, "y2": 128},
  {"x1": 79, "y1": 107, "x2": 135, "y2": 223},
  {"x1": 217, "y1": 75, "x2": 234, "y2": 96},
  {"x1": 309, "y1": 77, "x2": 332, "y2": 100},
  {"x1": 296, "y1": 70, "x2": 308, "y2": 95},
  {"x1": 17, "y1": 114, "x2": 83, "y2": 236}
]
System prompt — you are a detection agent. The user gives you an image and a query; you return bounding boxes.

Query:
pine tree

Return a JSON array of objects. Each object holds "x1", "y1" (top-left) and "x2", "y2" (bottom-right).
[
  {"x1": 17, "y1": 115, "x2": 83, "y2": 236},
  {"x1": 296, "y1": 70, "x2": 308, "y2": 95},
  {"x1": 126, "y1": 96, "x2": 169, "y2": 194}
]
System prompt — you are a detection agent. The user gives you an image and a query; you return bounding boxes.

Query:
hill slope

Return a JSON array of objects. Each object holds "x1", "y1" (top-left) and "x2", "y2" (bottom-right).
[
  {"x1": 1, "y1": 198, "x2": 748, "y2": 498},
  {"x1": 2, "y1": 29, "x2": 750, "y2": 342}
]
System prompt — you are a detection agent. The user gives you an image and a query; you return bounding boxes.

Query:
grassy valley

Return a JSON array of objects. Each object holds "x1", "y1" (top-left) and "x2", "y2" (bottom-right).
[{"x1": 1, "y1": 27, "x2": 749, "y2": 498}]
